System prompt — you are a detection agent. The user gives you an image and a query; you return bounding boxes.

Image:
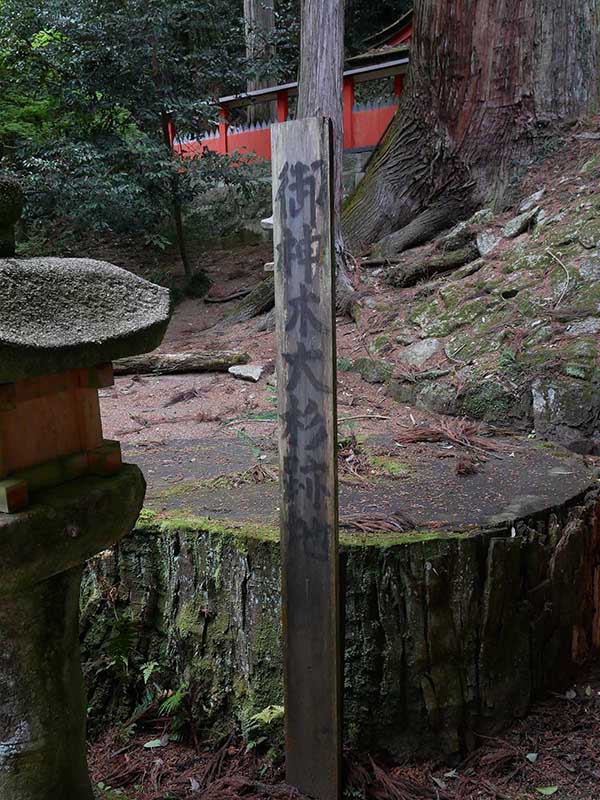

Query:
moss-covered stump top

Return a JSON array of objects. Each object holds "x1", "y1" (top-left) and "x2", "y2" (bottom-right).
[
  {"x1": 129, "y1": 434, "x2": 596, "y2": 532},
  {"x1": 0, "y1": 463, "x2": 145, "y2": 592},
  {"x1": 0, "y1": 257, "x2": 171, "y2": 382}
]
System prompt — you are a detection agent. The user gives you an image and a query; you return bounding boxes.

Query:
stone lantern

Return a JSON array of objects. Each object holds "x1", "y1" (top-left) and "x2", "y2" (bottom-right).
[{"x1": 0, "y1": 254, "x2": 170, "y2": 799}]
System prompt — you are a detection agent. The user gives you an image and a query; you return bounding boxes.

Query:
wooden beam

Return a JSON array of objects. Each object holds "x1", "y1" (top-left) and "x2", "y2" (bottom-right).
[
  {"x1": 343, "y1": 77, "x2": 355, "y2": 148},
  {"x1": 81, "y1": 364, "x2": 115, "y2": 389},
  {"x1": 272, "y1": 117, "x2": 342, "y2": 800},
  {"x1": 0, "y1": 384, "x2": 16, "y2": 412},
  {"x1": 0, "y1": 479, "x2": 28, "y2": 513},
  {"x1": 218, "y1": 57, "x2": 409, "y2": 107},
  {"x1": 276, "y1": 90, "x2": 289, "y2": 123},
  {"x1": 74, "y1": 387, "x2": 104, "y2": 452},
  {"x1": 218, "y1": 107, "x2": 229, "y2": 155},
  {"x1": 87, "y1": 440, "x2": 122, "y2": 476}
]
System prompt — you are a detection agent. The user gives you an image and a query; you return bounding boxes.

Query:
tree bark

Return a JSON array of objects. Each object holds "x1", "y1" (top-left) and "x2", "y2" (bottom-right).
[
  {"x1": 82, "y1": 486, "x2": 600, "y2": 759},
  {"x1": 244, "y1": 0, "x2": 276, "y2": 123},
  {"x1": 160, "y1": 112, "x2": 192, "y2": 277},
  {"x1": 385, "y1": 243, "x2": 479, "y2": 288},
  {"x1": 298, "y1": 0, "x2": 356, "y2": 313},
  {"x1": 114, "y1": 351, "x2": 250, "y2": 375},
  {"x1": 343, "y1": 0, "x2": 600, "y2": 254},
  {"x1": 224, "y1": 274, "x2": 276, "y2": 324}
]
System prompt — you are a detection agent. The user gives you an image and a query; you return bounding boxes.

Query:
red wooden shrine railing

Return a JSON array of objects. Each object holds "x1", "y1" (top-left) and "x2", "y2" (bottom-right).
[{"x1": 174, "y1": 57, "x2": 408, "y2": 162}]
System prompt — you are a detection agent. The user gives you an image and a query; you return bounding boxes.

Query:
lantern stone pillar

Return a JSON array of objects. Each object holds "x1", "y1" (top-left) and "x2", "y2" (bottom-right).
[{"x1": 0, "y1": 253, "x2": 171, "y2": 799}]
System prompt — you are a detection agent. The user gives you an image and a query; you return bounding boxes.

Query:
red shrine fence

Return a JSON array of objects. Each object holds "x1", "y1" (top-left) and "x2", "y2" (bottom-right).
[{"x1": 173, "y1": 57, "x2": 409, "y2": 163}]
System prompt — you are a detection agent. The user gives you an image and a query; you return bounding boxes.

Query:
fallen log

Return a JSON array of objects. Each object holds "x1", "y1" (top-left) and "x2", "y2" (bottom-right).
[{"x1": 114, "y1": 351, "x2": 250, "y2": 376}]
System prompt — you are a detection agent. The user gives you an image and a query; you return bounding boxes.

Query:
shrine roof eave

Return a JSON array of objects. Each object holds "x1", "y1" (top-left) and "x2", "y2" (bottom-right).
[
  {"x1": 346, "y1": 43, "x2": 410, "y2": 68},
  {"x1": 219, "y1": 56, "x2": 410, "y2": 109},
  {"x1": 365, "y1": 9, "x2": 414, "y2": 50}
]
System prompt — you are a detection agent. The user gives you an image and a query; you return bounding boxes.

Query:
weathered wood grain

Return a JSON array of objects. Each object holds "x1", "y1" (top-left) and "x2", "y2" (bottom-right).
[
  {"x1": 113, "y1": 351, "x2": 249, "y2": 375},
  {"x1": 272, "y1": 116, "x2": 341, "y2": 800}
]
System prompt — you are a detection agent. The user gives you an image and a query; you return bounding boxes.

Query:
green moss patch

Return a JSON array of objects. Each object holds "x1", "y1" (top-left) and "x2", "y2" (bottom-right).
[
  {"x1": 368, "y1": 455, "x2": 412, "y2": 478},
  {"x1": 135, "y1": 508, "x2": 467, "y2": 549}
]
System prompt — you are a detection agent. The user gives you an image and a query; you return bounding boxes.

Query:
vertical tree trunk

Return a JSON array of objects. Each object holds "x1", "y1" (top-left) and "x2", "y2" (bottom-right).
[
  {"x1": 160, "y1": 112, "x2": 191, "y2": 277},
  {"x1": 298, "y1": 0, "x2": 356, "y2": 312},
  {"x1": 342, "y1": 0, "x2": 600, "y2": 254},
  {"x1": 244, "y1": 0, "x2": 276, "y2": 123}
]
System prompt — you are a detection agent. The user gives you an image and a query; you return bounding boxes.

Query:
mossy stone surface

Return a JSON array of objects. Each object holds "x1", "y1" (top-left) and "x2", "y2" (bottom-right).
[
  {"x1": 0, "y1": 466, "x2": 146, "y2": 800},
  {"x1": 0, "y1": 257, "x2": 171, "y2": 382},
  {"x1": 352, "y1": 357, "x2": 392, "y2": 384},
  {"x1": 0, "y1": 464, "x2": 146, "y2": 592},
  {"x1": 0, "y1": 567, "x2": 95, "y2": 800}
]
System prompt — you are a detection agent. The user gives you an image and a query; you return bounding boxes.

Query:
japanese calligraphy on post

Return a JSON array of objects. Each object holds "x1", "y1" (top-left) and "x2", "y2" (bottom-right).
[{"x1": 271, "y1": 117, "x2": 342, "y2": 800}]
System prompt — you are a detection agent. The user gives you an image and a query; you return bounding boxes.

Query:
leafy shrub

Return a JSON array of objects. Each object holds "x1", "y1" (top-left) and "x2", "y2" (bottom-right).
[{"x1": 16, "y1": 134, "x2": 175, "y2": 237}]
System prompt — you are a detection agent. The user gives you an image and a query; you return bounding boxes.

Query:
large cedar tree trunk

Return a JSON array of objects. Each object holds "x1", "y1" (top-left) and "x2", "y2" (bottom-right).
[
  {"x1": 244, "y1": 0, "x2": 276, "y2": 122},
  {"x1": 343, "y1": 0, "x2": 600, "y2": 255},
  {"x1": 298, "y1": 0, "x2": 356, "y2": 310},
  {"x1": 228, "y1": 0, "x2": 356, "y2": 324}
]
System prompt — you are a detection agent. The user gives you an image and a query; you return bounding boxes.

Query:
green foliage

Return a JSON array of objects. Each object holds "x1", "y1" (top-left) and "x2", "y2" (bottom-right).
[
  {"x1": 19, "y1": 136, "x2": 176, "y2": 235},
  {"x1": 105, "y1": 614, "x2": 138, "y2": 675},
  {"x1": 337, "y1": 356, "x2": 354, "y2": 372},
  {"x1": 159, "y1": 683, "x2": 188, "y2": 717},
  {"x1": 243, "y1": 704, "x2": 284, "y2": 756},
  {"x1": 344, "y1": 790, "x2": 367, "y2": 800},
  {"x1": 0, "y1": 0, "x2": 275, "y2": 249},
  {"x1": 184, "y1": 271, "x2": 212, "y2": 298},
  {"x1": 498, "y1": 348, "x2": 517, "y2": 369},
  {"x1": 0, "y1": 0, "x2": 403, "y2": 252},
  {"x1": 142, "y1": 660, "x2": 160, "y2": 685},
  {"x1": 96, "y1": 784, "x2": 133, "y2": 799}
]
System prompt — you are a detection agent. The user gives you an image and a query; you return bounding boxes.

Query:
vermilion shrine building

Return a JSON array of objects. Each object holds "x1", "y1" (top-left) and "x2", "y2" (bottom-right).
[{"x1": 174, "y1": 11, "x2": 413, "y2": 163}]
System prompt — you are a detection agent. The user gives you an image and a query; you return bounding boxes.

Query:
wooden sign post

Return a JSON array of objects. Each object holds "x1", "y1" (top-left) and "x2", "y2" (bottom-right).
[{"x1": 272, "y1": 116, "x2": 342, "y2": 800}]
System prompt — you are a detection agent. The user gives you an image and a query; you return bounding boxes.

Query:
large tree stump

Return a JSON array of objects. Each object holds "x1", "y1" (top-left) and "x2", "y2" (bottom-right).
[{"x1": 82, "y1": 472, "x2": 600, "y2": 758}]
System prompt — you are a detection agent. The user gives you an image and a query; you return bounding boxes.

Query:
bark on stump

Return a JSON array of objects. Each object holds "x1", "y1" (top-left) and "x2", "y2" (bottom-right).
[
  {"x1": 82, "y1": 482, "x2": 600, "y2": 758},
  {"x1": 0, "y1": 466, "x2": 145, "y2": 800}
]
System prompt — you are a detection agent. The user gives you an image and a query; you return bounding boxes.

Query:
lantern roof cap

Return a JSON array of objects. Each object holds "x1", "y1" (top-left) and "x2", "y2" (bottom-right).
[{"x1": 0, "y1": 257, "x2": 171, "y2": 382}]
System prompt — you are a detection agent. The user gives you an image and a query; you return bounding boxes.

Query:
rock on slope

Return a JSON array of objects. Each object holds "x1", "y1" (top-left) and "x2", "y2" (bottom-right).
[{"x1": 351, "y1": 123, "x2": 600, "y2": 453}]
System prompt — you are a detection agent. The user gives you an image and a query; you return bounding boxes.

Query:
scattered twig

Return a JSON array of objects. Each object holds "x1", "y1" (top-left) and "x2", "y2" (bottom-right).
[
  {"x1": 341, "y1": 512, "x2": 416, "y2": 533},
  {"x1": 338, "y1": 414, "x2": 391, "y2": 422},
  {"x1": 546, "y1": 248, "x2": 570, "y2": 308},
  {"x1": 396, "y1": 415, "x2": 503, "y2": 457},
  {"x1": 446, "y1": 342, "x2": 468, "y2": 363}
]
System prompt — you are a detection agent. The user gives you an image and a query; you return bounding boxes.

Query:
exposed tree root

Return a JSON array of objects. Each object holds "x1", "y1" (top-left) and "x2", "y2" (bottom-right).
[
  {"x1": 225, "y1": 275, "x2": 275, "y2": 325},
  {"x1": 372, "y1": 196, "x2": 473, "y2": 258},
  {"x1": 225, "y1": 267, "x2": 357, "y2": 324},
  {"x1": 201, "y1": 776, "x2": 304, "y2": 799},
  {"x1": 205, "y1": 288, "x2": 252, "y2": 303},
  {"x1": 384, "y1": 243, "x2": 479, "y2": 288}
]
